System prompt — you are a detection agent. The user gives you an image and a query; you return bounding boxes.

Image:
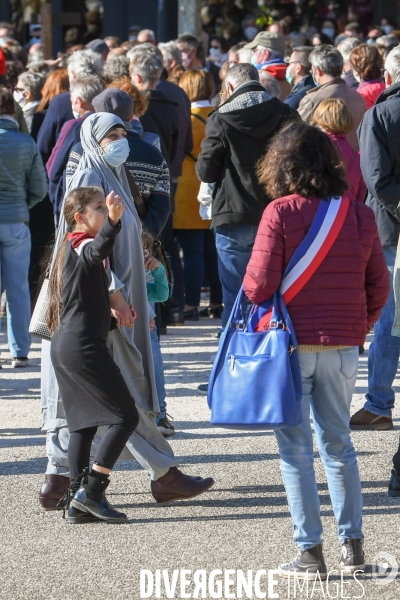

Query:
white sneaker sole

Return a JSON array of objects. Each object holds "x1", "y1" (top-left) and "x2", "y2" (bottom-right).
[
  {"x1": 278, "y1": 568, "x2": 327, "y2": 580},
  {"x1": 339, "y1": 564, "x2": 365, "y2": 573}
]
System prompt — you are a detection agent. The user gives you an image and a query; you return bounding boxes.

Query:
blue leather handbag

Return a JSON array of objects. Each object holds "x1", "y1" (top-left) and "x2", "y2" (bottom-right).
[{"x1": 207, "y1": 288, "x2": 302, "y2": 430}]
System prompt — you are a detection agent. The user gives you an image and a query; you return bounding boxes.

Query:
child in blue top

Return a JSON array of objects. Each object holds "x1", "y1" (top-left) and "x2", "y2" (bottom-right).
[{"x1": 142, "y1": 229, "x2": 174, "y2": 436}]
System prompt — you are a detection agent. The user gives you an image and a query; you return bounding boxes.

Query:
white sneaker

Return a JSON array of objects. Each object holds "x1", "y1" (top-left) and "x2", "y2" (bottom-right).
[{"x1": 11, "y1": 357, "x2": 29, "y2": 368}]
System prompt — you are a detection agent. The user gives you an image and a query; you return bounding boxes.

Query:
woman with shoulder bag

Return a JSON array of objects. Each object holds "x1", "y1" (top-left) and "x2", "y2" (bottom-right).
[{"x1": 243, "y1": 121, "x2": 389, "y2": 580}]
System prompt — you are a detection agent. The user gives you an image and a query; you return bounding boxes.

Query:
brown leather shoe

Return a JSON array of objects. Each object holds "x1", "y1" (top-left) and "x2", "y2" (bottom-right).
[
  {"x1": 350, "y1": 408, "x2": 393, "y2": 431},
  {"x1": 151, "y1": 467, "x2": 214, "y2": 505},
  {"x1": 39, "y1": 474, "x2": 70, "y2": 510}
]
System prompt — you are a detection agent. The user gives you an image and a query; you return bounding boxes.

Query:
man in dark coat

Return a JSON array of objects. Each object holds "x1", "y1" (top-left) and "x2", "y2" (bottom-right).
[
  {"x1": 128, "y1": 49, "x2": 179, "y2": 166},
  {"x1": 46, "y1": 76, "x2": 103, "y2": 218},
  {"x1": 196, "y1": 63, "x2": 296, "y2": 326},
  {"x1": 283, "y1": 46, "x2": 315, "y2": 110},
  {"x1": 351, "y1": 46, "x2": 400, "y2": 432},
  {"x1": 37, "y1": 49, "x2": 103, "y2": 165}
]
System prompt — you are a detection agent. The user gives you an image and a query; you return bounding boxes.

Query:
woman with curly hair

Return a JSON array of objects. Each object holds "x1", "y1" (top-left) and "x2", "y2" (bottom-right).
[
  {"x1": 243, "y1": 121, "x2": 389, "y2": 580},
  {"x1": 350, "y1": 44, "x2": 385, "y2": 109}
]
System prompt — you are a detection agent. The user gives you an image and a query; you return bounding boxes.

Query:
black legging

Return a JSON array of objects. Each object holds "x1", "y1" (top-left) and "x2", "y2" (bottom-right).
[
  {"x1": 68, "y1": 416, "x2": 138, "y2": 480},
  {"x1": 393, "y1": 439, "x2": 400, "y2": 474}
]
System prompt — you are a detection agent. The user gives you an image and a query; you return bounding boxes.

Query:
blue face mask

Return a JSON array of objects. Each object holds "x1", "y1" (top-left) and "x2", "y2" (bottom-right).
[
  {"x1": 312, "y1": 73, "x2": 320, "y2": 87},
  {"x1": 251, "y1": 54, "x2": 259, "y2": 67},
  {"x1": 103, "y1": 138, "x2": 130, "y2": 167},
  {"x1": 286, "y1": 66, "x2": 293, "y2": 85}
]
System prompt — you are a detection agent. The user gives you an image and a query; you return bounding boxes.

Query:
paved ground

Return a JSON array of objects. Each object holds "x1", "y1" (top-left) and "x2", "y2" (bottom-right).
[{"x1": 0, "y1": 317, "x2": 399, "y2": 600}]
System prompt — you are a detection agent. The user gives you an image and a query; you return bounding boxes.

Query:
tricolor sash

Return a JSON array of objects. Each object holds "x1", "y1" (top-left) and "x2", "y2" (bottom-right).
[{"x1": 249, "y1": 196, "x2": 350, "y2": 332}]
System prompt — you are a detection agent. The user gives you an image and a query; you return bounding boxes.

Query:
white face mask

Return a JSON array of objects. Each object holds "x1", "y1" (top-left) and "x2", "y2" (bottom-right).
[
  {"x1": 103, "y1": 138, "x2": 130, "y2": 168},
  {"x1": 353, "y1": 72, "x2": 361, "y2": 83},
  {"x1": 13, "y1": 90, "x2": 26, "y2": 107},
  {"x1": 72, "y1": 109, "x2": 81, "y2": 119}
]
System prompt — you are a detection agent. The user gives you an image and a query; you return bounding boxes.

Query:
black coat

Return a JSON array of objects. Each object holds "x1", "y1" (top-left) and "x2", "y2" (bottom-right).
[
  {"x1": 157, "y1": 77, "x2": 193, "y2": 179},
  {"x1": 196, "y1": 81, "x2": 296, "y2": 228},
  {"x1": 139, "y1": 89, "x2": 179, "y2": 166},
  {"x1": 357, "y1": 81, "x2": 400, "y2": 247},
  {"x1": 37, "y1": 92, "x2": 74, "y2": 165},
  {"x1": 51, "y1": 218, "x2": 137, "y2": 433}
]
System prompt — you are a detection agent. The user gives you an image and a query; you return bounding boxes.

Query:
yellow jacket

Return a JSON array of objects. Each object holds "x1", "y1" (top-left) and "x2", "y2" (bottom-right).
[{"x1": 173, "y1": 105, "x2": 211, "y2": 230}]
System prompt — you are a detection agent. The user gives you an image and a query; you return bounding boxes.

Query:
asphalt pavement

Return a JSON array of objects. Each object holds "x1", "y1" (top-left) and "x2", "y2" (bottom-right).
[{"x1": 0, "y1": 317, "x2": 399, "y2": 600}]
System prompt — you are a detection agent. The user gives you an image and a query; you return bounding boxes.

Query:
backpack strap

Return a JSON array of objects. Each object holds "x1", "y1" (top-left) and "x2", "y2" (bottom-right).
[
  {"x1": 191, "y1": 112, "x2": 207, "y2": 125},
  {"x1": 187, "y1": 113, "x2": 208, "y2": 162}
]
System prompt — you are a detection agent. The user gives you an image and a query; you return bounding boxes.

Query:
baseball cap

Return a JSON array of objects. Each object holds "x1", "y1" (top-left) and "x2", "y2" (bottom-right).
[
  {"x1": 86, "y1": 38, "x2": 109, "y2": 54},
  {"x1": 92, "y1": 88, "x2": 134, "y2": 122},
  {"x1": 243, "y1": 31, "x2": 286, "y2": 56}
]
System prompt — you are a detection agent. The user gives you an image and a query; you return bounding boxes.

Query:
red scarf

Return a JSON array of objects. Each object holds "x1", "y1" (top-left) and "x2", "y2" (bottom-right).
[{"x1": 67, "y1": 232, "x2": 109, "y2": 270}]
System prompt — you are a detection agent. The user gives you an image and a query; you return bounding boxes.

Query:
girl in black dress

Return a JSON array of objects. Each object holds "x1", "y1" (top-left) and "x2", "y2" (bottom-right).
[{"x1": 47, "y1": 186, "x2": 139, "y2": 524}]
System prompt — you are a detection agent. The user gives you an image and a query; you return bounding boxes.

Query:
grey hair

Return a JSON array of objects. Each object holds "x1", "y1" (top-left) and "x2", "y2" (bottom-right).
[
  {"x1": 129, "y1": 51, "x2": 163, "y2": 84},
  {"x1": 127, "y1": 43, "x2": 163, "y2": 65},
  {"x1": 158, "y1": 41, "x2": 182, "y2": 66},
  {"x1": 385, "y1": 45, "x2": 400, "y2": 84},
  {"x1": 258, "y1": 71, "x2": 280, "y2": 98},
  {"x1": 67, "y1": 49, "x2": 103, "y2": 79},
  {"x1": 238, "y1": 47, "x2": 253, "y2": 63},
  {"x1": 337, "y1": 37, "x2": 361, "y2": 63},
  {"x1": 18, "y1": 71, "x2": 45, "y2": 100},
  {"x1": 27, "y1": 50, "x2": 44, "y2": 66},
  {"x1": 138, "y1": 29, "x2": 156, "y2": 42},
  {"x1": 225, "y1": 63, "x2": 259, "y2": 88},
  {"x1": 377, "y1": 35, "x2": 399, "y2": 48},
  {"x1": 70, "y1": 76, "x2": 104, "y2": 103},
  {"x1": 292, "y1": 46, "x2": 313, "y2": 71},
  {"x1": 103, "y1": 55, "x2": 130, "y2": 82},
  {"x1": 310, "y1": 44, "x2": 343, "y2": 78}
]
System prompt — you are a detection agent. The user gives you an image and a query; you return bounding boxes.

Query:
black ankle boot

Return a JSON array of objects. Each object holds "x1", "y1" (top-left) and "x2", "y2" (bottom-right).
[
  {"x1": 63, "y1": 469, "x2": 101, "y2": 524},
  {"x1": 339, "y1": 539, "x2": 365, "y2": 572},
  {"x1": 71, "y1": 470, "x2": 127, "y2": 523},
  {"x1": 279, "y1": 544, "x2": 327, "y2": 580}
]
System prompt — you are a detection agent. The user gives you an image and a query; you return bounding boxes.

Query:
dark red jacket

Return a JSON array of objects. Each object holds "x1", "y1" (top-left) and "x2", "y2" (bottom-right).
[{"x1": 243, "y1": 194, "x2": 390, "y2": 346}]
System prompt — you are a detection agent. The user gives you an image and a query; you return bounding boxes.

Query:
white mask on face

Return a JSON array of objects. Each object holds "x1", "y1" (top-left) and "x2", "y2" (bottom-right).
[
  {"x1": 13, "y1": 90, "x2": 26, "y2": 107},
  {"x1": 72, "y1": 109, "x2": 81, "y2": 119},
  {"x1": 353, "y1": 72, "x2": 361, "y2": 83}
]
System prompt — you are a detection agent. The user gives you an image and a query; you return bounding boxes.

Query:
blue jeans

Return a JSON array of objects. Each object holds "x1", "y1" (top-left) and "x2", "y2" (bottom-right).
[
  {"x1": 215, "y1": 224, "x2": 258, "y2": 326},
  {"x1": 0, "y1": 222, "x2": 31, "y2": 357},
  {"x1": 275, "y1": 348, "x2": 363, "y2": 550},
  {"x1": 365, "y1": 245, "x2": 400, "y2": 417},
  {"x1": 150, "y1": 326, "x2": 167, "y2": 420},
  {"x1": 175, "y1": 229, "x2": 204, "y2": 307}
]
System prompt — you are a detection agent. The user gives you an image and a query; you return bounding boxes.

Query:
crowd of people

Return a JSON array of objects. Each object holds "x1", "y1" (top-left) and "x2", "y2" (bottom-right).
[{"x1": 0, "y1": 0, "x2": 400, "y2": 579}]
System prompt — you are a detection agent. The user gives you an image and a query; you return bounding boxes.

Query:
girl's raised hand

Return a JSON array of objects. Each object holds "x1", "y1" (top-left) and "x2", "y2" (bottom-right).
[{"x1": 106, "y1": 191, "x2": 124, "y2": 226}]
